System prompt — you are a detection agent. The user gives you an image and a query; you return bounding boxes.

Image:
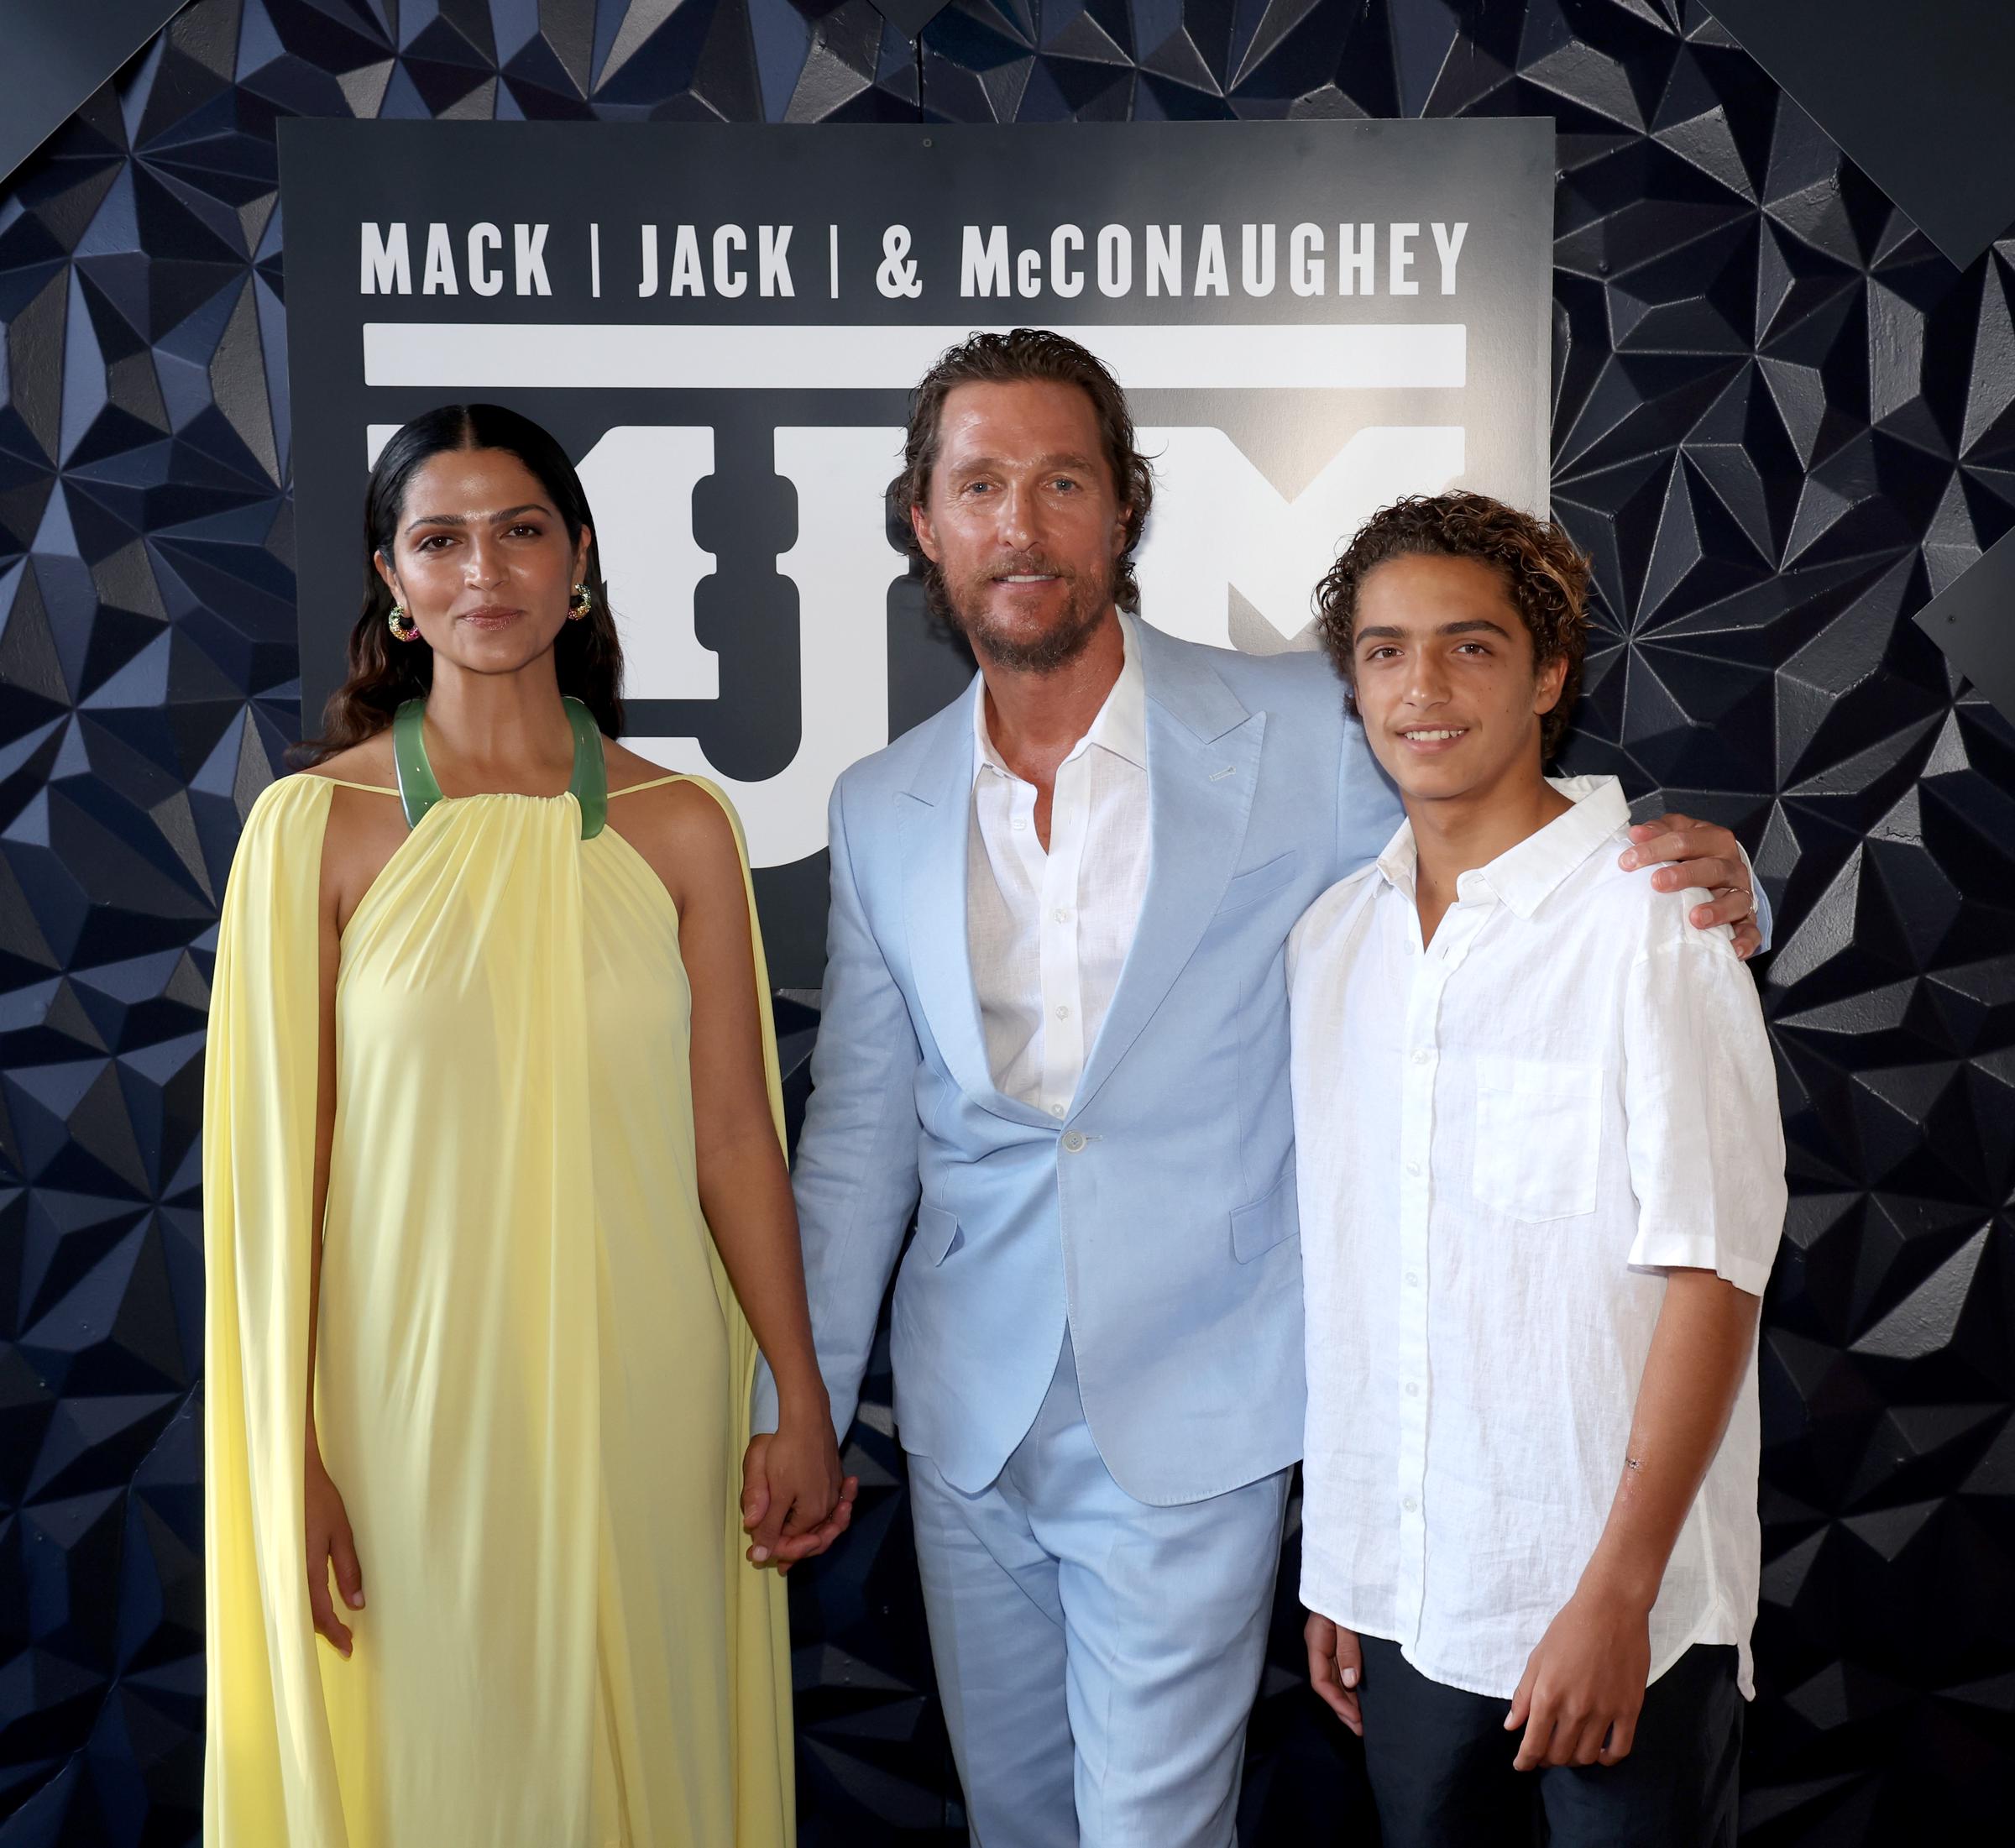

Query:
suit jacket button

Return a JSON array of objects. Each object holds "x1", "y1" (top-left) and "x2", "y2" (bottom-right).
[{"x1": 1062, "y1": 1130, "x2": 1087, "y2": 1153}]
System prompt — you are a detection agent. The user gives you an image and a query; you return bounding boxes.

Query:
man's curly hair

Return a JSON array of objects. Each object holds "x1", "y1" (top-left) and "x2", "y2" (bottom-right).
[
  {"x1": 889, "y1": 329, "x2": 1155, "y2": 621},
  {"x1": 1314, "y1": 491, "x2": 1593, "y2": 761}
]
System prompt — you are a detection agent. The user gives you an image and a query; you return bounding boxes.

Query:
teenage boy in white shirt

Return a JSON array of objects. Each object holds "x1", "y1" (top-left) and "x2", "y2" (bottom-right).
[{"x1": 1289, "y1": 492, "x2": 1785, "y2": 1847}]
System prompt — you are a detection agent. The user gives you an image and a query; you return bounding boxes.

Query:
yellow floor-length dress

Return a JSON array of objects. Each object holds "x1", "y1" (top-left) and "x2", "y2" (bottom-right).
[{"x1": 202, "y1": 770, "x2": 793, "y2": 1846}]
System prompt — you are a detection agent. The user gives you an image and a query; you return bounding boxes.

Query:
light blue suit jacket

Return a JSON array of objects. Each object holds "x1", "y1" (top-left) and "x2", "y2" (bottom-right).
[{"x1": 759, "y1": 624, "x2": 1402, "y2": 1505}]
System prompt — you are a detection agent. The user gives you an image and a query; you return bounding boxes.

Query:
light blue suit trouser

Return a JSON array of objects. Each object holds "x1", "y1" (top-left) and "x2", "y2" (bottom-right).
[{"x1": 907, "y1": 1334, "x2": 1292, "y2": 1848}]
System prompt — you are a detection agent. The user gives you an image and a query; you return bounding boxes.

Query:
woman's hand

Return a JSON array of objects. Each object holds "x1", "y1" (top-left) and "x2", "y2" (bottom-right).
[
  {"x1": 741, "y1": 1421, "x2": 857, "y2": 1574},
  {"x1": 305, "y1": 1442, "x2": 365, "y2": 1656}
]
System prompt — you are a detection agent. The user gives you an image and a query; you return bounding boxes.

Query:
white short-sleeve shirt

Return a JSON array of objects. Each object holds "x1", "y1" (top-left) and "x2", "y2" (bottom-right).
[{"x1": 1287, "y1": 776, "x2": 1786, "y2": 1700}]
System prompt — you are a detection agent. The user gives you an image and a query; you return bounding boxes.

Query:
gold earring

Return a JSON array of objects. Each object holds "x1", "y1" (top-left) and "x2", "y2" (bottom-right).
[
  {"x1": 387, "y1": 605, "x2": 421, "y2": 642},
  {"x1": 568, "y1": 583, "x2": 594, "y2": 620}
]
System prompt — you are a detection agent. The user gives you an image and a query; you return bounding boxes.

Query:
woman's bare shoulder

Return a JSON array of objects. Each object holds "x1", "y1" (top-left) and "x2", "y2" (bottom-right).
[
  {"x1": 297, "y1": 732, "x2": 399, "y2": 791},
  {"x1": 603, "y1": 744, "x2": 721, "y2": 826},
  {"x1": 294, "y1": 736, "x2": 408, "y2": 914},
  {"x1": 604, "y1": 748, "x2": 744, "y2": 898},
  {"x1": 603, "y1": 739, "x2": 679, "y2": 791}
]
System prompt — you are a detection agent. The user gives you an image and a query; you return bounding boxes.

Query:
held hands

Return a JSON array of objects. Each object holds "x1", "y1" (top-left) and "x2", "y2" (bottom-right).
[
  {"x1": 1505, "y1": 1580, "x2": 1651, "y2": 1770},
  {"x1": 740, "y1": 1414, "x2": 858, "y2": 1575},
  {"x1": 1620, "y1": 813, "x2": 1761, "y2": 960},
  {"x1": 304, "y1": 1441, "x2": 364, "y2": 1657},
  {"x1": 1305, "y1": 1613, "x2": 1364, "y2": 1737}
]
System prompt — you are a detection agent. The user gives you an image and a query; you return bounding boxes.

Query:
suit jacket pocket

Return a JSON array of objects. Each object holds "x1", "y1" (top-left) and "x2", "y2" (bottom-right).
[
  {"x1": 1214, "y1": 849, "x2": 1301, "y2": 917},
  {"x1": 1232, "y1": 1165, "x2": 1299, "y2": 1262},
  {"x1": 913, "y1": 1201, "x2": 963, "y2": 1265}
]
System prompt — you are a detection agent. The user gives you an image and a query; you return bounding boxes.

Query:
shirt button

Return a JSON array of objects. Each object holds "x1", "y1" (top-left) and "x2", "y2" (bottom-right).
[
  {"x1": 1405, "y1": 1160, "x2": 1421, "y2": 1177},
  {"x1": 1012, "y1": 817, "x2": 1028, "y2": 831},
  {"x1": 1412, "y1": 1049, "x2": 1431, "y2": 1065},
  {"x1": 1055, "y1": 907, "x2": 1071, "y2": 922},
  {"x1": 1055, "y1": 1003, "x2": 1070, "y2": 1019},
  {"x1": 1403, "y1": 1495, "x2": 1419, "y2": 1513},
  {"x1": 1405, "y1": 1382, "x2": 1419, "y2": 1397},
  {"x1": 1405, "y1": 1271, "x2": 1420, "y2": 1288},
  {"x1": 1049, "y1": 1103, "x2": 1065, "y2": 1118},
  {"x1": 1063, "y1": 1130, "x2": 1087, "y2": 1153}
]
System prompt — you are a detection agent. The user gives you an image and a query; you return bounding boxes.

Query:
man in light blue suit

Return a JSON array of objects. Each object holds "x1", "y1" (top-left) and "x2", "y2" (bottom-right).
[{"x1": 746, "y1": 331, "x2": 1765, "y2": 1846}]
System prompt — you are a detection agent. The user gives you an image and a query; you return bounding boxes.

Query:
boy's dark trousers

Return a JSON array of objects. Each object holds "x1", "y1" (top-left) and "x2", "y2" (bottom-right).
[{"x1": 1356, "y1": 1636, "x2": 1741, "y2": 1848}]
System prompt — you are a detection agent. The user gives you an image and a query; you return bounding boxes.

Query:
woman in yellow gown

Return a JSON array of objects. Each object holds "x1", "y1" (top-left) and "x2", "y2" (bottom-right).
[{"x1": 203, "y1": 405, "x2": 854, "y2": 1845}]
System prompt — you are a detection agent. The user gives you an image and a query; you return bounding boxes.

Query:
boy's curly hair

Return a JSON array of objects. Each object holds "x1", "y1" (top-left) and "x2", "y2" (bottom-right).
[{"x1": 1314, "y1": 492, "x2": 1592, "y2": 760}]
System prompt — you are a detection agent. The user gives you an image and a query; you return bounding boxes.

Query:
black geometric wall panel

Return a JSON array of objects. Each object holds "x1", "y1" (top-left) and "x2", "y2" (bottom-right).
[
  {"x1": 2, "y1": 3, "x2": 2012, "y2": 1845},
  {"x1": 1914, "y1": 526, "x2": 2015, "y2": 737},
  {"x1": 0, "y1": 3, "x2": 195, "y2": 187},
  {"x1": 1702, "y1": 0, "x2": 2015, "y2": 271}
]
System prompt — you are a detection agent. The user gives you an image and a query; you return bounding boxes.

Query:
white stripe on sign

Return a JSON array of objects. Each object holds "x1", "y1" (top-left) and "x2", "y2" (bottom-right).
[{"x1": 362, "y1": 322, "x2": 1466, "y2": 392}]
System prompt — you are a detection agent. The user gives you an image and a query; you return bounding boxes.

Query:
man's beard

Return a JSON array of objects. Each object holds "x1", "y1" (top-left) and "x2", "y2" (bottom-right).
[{"x1": 939, "y1": 551, "x2": 1115, "y2": 674}]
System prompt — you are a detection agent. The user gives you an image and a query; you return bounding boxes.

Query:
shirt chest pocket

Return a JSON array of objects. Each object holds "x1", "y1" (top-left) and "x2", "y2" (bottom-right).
[{"x1": 1469, "y1": 1053, "x2": 1604, "y2": 1222}]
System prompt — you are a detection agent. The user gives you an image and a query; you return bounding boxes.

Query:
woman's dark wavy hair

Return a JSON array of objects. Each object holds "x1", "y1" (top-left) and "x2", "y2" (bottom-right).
[
  {"x1": 1314, "y1": 491, "x2": 1591, "y2": 761},
  {"x1": 888, "y1": 329, "x2": 1154, "y2": 620},
  {"x1": 295, "y1": 403, "x2": 622, "y2": 765}
]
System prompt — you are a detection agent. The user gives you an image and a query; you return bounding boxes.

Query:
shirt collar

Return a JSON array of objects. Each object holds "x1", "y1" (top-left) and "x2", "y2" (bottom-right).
[
  {"x1": 1374, "y1": 775, "x2": 1626, "y2": 916},
  {"x1": 972, "y1": 610, "x2": 1147, "y2": 782}
]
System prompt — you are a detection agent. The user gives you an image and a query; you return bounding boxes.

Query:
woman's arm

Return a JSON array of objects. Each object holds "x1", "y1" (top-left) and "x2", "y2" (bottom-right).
[{"x1": 662, "y1": 786, "x2": 851, "y2": 1563}]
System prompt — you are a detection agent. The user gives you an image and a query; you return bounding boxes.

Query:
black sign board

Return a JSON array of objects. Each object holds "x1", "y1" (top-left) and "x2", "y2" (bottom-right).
[{"x1": 280, "y1": 120, "x2": 1552, "y2": 983}]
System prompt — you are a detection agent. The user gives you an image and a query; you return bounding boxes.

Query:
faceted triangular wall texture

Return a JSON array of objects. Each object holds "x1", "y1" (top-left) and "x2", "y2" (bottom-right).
[{"x1": 1, "y1": 3, "x2": 2011, "y2": 1844}]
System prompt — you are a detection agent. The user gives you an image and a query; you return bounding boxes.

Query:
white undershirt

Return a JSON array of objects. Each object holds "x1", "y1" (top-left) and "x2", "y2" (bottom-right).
[{"x1": 966, "y1": 613, "x2": 1150, "y2": 1116}]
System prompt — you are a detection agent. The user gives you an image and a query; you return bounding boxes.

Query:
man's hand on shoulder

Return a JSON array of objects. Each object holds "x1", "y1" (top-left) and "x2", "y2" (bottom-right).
[{"x1": 1619, "y1": 812, "x2": 1761, "y2": 960}]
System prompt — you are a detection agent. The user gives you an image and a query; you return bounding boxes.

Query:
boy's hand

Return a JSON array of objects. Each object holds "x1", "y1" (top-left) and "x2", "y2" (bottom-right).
[
  {"x1": 1305, "y1": 1612, "x2": 1363, "y2": 1736},
  {"x1": 1505, "y1": 1583, "x2": 1650, "y2": 1769}
]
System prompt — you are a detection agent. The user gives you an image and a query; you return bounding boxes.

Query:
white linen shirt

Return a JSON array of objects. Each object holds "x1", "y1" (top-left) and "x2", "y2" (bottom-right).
[
  {"x1": 1288, "y1": 776, "x2": 1785, "y2": 1701},
  {"x1": 967, "y1": 613, "x2": 1150, "y2": 1116}
]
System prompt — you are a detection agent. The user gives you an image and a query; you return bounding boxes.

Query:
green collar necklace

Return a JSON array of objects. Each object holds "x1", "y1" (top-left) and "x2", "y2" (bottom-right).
[{"x1": 391, "y1": 698, "x2": 607, "y2": 839}]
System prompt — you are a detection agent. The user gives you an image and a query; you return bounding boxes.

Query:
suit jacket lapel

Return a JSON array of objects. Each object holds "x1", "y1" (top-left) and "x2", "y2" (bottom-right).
[
  {"x1": 1074, "y1": 630, "x2": 1263, "y2": 1115},
  {"x1": 898, "y1": 681, "x2": 1052, "y2": 1128}
]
